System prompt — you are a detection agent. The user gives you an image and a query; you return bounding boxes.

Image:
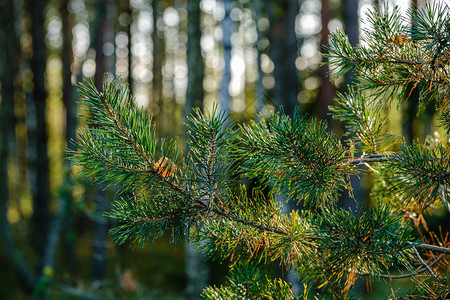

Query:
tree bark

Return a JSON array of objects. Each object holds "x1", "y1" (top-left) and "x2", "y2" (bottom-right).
[
  {"x1": 252, "y1": 0, "x2": 264, "y2": 113},
  {"x1": 342, "y1": 0, "x2": 359, "y2": 87},
  {"x1": 27, "y1": 0, "x2": 51, "y2": 261},
  {"x1": 402, "y1": 0, "x2": 419, "y2": 144},
  {"x1": 341, "y1": 0, "x2": 360, "y2": 212},
  {"x1": 185, "y1": 1, "x2": 208, "y2": 298},
  {"x1": 60, "y1": 0, "x2": 77, "y2": 271},
  {"x1": 118, "y1": 0, "x2": 133, "y2": 89},
  {"x1": 92, "y1": 0, "x2": 109, "y2": 282},
  {"x1": 219, "y1": 0, "x2": 233, "y2": 117},
  {"x1": 318, "y1": 0, "x2": 334, "y2": 123},
  {"x1": 0, "y1": 0, "x2": 37, "y2": 293},
  {"x1": 152, "y1": 0, "x2": 164, "y2": 130},
  {"x1": 267, "y1": 0, "x2": 299, "y2": 117},
  {"x1": 267, "y1": 0, "x2": 301, "y2": 293},
  {"x1": 185, "y1": 0, "x2": 204, "y2": 116}
]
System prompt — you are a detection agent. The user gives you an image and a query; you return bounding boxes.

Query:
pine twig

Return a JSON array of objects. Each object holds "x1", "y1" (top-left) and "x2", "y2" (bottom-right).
[
  {"x1": 440, "y1": 185, "x2": 450, "y2": 212},
  {"x1": 359, "y1": 253, "x2": 444, "y2": 279},
  {"x1": 210, "y1": 205, "x2": 286, "y2": 235},
  {"x1": 412, "y1": 246, "x2": 443, "y2": 284},
  {"x1": 343, "y1": 153, "x2": 396, "y2": 165},
  {"x1": 410, "y1": 242, "x2": 450, "y2": 254}
]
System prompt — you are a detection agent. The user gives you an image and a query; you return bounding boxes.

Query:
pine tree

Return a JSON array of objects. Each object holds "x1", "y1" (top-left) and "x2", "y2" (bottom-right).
[{"x1": 72, "y1": 2, "x2": 450, "y2": 299}]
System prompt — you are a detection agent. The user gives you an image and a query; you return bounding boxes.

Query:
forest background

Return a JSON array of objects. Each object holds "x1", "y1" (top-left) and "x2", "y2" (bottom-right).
[{"x1": 0, "y1": 0, "x2": 448, "y2": 299}]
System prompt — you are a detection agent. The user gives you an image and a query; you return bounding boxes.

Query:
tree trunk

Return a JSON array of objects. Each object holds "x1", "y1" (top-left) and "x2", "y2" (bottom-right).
[
  {"x1": 152, "y1": 0, "x2": 164, "y2": 130},
  {"x1": 0, "y1": 0, "x2": 36, "y2": 293},
  {"x1": 402, "y1": 0, "x2": 420, "y2": 144},
  {"x1": 219, "y1": 0, "x2": 233, "y2": 117},
  {"x1": 185, "y1": 0, "x2": 204, "y2": 116},
  {"x1": 342, "y1": 0, "x2": 359, "y2": 87},
  {"x1": 318, "y1": 0, "x2": 334, "y2": 123},
  {"x1": 252, "y1": 0, "x2": 264, "y2": 113},
  {"x1": 92, "y1": 0, "x2": 109, "y2": 283},
  {"x1": 267, "y1": 0, "x2": 301, "y2": 293},
  {"x1": 185, "y1": 0, "x2": 208, "y2": 298},
  {"x1": 268, "y1": 0, "x2": 299, "y2": 117},
  {"x1": 118, "y1": 0, "x2": 133, "y2": 89},
  {"x1": 126, "y1": 0, "x2": 133, "y2": 90},
  {"x1": 60, "y1": 0, "x2": 77, "y2": 271},
  {"x1": 341, "y1": 0, "x2": 362, "y2": 214},
  {"x1": 27, "y1": 0, "x2": 51, "y2": 261}
]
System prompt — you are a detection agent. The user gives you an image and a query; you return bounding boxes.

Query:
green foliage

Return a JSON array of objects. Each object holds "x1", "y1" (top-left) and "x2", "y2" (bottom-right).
[
  {"x1": 184, "y1": 107, "x2": 238, "y2": 202},
  {"x1": 330, "y1": 88, "x2": 395, "y2": 153},
  {"x1": 439, "y1": 107, "x2": 450, "y2": 134},
  {"x1": 409, "y1": 269, "x2": 450, "y2": 299},
  {"x1": 325, "y1": 2, "x2": 449, "y2": 110},
  {"x1": 193, "y1": 187, "x2": 314, "y2": 266},
  {"x1": 313, "y1": 205, "x2": 414, "y2": 278},
  {"x1": 72, "y1": 78, "x2": 195, "y2": 245},
  {"x1": 237, "y1": 108, "x2": 353, "y2": 207},
  {"x1": 72, "y1": 2, "x2": 450, "y2": 299},
  {"x1": 387, "y1": 141, "x2": 450, "y2": 210},
  {"x1": 202, "y1": 262, "x2": 298, "y2": 300}
]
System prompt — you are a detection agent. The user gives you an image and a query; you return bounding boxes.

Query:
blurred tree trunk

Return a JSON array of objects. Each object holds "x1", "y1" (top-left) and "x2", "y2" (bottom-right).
[
  {"x1": 126, "y1": 0, "x2": 133, "y2": 89},
  {"x1": 267, "y1": 0, "x2": 300, "y2": 293},
  {"x1": 62, "y1": 1, "x2": 76, "y2": 152},
  {"x1": 267, "y1": 0, "x2": 299, "y2": 117},
  {"x1": 342, "y1": 0, "x2": 358, "y2": 87},
  {"x1": 341, "y1": 1, "x2": 361, "y2": 210},
  {"x1": 185, "y1": 0, "x2": 204, "y2": 116},
  {"x1": 318, "y1": 0, "x2": 334, "y2": 123},
  {"x1": 402, "y1": 0, "x2": 420, "y2": 144},
  {"x1": 0, "y1": 0, "x2": 36, "y2": 293},
  {"x1": 118, "y1": 0, "x2": 133, "y2": 89},
  {"x1": 27, "y1": 0, "x2": 51, "y2": 261},
  {"x1": 91, "y1": 0, "x2": 109, "y2": 283},
  {"x1": 341, "y1": 0, "x2": 359, "y2": 208},
  {"x1": 152, "y1": 0, "x2": 164, "y2": 130},
  {"x1": 60, "y1": 0, "x2": 77, "y2": 271},
  {"x1": 340, "y1": 3, "x2": 364, "y2": 296},
  {"x1": 185, "y1": 0, "x2": 208, "y2": 298},
  {"x1": 126, "y1": 1, "x2": 132, "y2": 90},
  {"x1": 219, "y1": 0, "x2": 233, "y2": 117},
  {"x1": 252, "y1": 0, "x2": 264, "y2": 113}
]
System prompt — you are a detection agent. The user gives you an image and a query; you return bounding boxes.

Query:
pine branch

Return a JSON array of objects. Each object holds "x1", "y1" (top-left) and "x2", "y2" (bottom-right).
[
  {"x1": 387, "y1": 142, "x2": 450, "y2": 208},
  {"x1": 237, "y1": 108, "x2": 352, "y2": 207},
  {"x1": 72, "y1": 55, "x2": 450, "y2": 299},
  {"x1": 325, "y1": 3, "x2": 450, "y2": 107},
  {"x1": 343, "y1": 153, "x2": 395, "y2": 165},
  {"x1": 409, "y1": 242, "x2": 450, "y2": 254},
  {"x1": 330, "y1": 88, "x2": 394, "y2": 153},
  {"x1": 359, "y1": 253, "x2": 444, "y2": 279},
  {"x1": 412, "y1": 246, "x2": 442, "y2": 284},
  {"x1": 210, "y1": 206, "x2": 286, "y2": 235}
]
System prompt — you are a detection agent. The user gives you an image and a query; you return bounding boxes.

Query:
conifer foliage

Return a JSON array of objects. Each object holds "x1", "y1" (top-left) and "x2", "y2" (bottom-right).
[{"x1": 73, "y1": 2, "x2": 450, "y2": 299}]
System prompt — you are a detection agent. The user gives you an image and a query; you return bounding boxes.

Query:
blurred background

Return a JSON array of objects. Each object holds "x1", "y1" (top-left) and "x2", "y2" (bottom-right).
[{"x1": 0, "y1": 0, "x2": 448, "y2": 299}]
